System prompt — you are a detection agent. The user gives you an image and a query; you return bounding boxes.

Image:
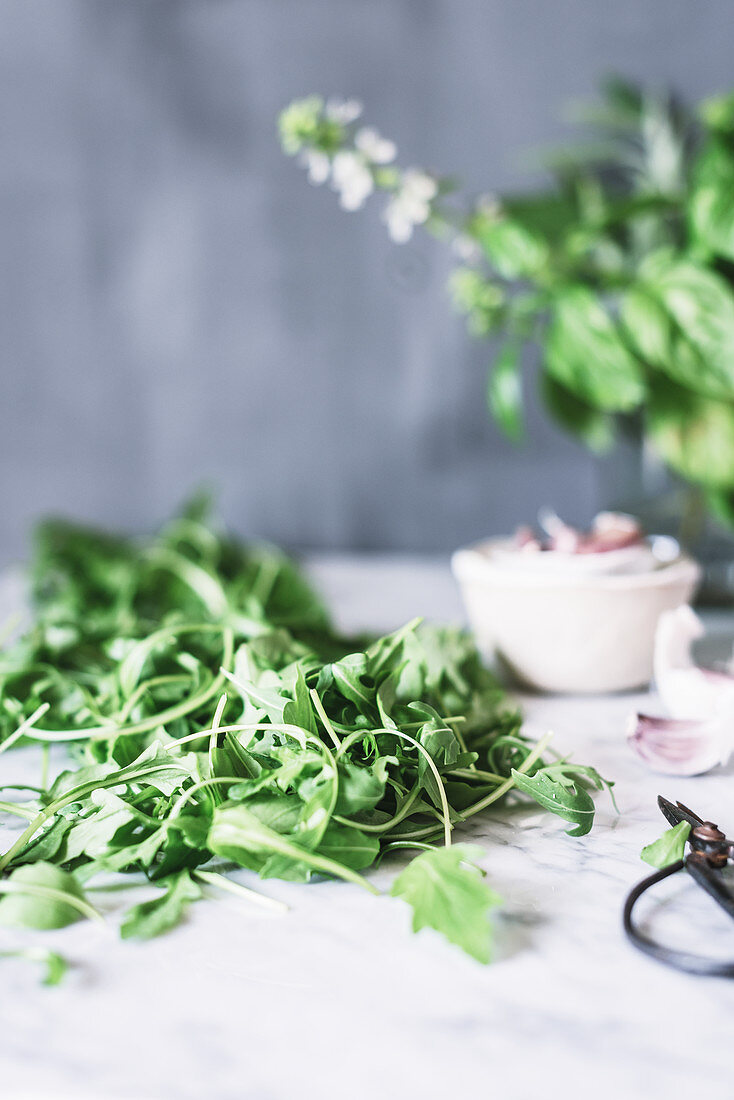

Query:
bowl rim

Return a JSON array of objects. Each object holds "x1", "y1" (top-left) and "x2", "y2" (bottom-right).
[{"x1": 452, "y1": 538, "x2": 701, "y2": 590}]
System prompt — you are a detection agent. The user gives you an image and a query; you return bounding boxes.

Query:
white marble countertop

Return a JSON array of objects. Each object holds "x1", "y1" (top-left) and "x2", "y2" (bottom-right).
[{"x1": 2, "y1": 556, "x2": 734, "y2": 1100}]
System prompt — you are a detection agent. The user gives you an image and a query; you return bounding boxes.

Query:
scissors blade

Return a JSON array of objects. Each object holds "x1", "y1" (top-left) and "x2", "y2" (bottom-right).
[
  {"x1": 658, "y1": 796, "x2": 704, "y2": 830},
  {"x1": 685, "y1": 854, "x2": 734, "y2": 922}
]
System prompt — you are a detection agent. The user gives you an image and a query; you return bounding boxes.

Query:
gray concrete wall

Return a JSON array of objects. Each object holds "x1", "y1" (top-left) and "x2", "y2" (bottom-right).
[{"x1": 0, "y1": 0, "x2": 730, "y2": 559}]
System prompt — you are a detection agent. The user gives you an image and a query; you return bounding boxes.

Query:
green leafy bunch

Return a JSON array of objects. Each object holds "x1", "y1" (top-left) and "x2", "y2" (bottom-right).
[
  {"x1": 281, "y1": 80, "x2": 734, "y2": 521},
  {"x1": 0, "y1": 503, "x2": 611, "y2": 969}
]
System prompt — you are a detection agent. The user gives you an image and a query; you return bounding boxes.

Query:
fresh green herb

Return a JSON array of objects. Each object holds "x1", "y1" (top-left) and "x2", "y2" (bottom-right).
[
  {"x1": 641, "y1": 821, "x2": 691, "y2": 868},
  {"x1": 0, "y1": 946, "x2": 68, "y2": 986},
  {"x1": 280, "y1": 83, "x2": 734, "y2": 522},
  {"x1": 0, "y1": 862, "x2": 100, "y2": 929},
  {"x1": 0, "y1": 503, "x2": 612, "y2": 965},
  {"x1": 120, "y1": 870, "x2": 202, "y2": 940},
  {"x1": 390, "y1": 844, "x2": 502, "y2": 964}
]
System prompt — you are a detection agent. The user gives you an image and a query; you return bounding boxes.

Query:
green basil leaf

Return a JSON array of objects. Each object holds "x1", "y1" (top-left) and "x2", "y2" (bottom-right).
[
  {"x1": 487, "y1": 342, "x2": 524, "y2": 442},
  {"x1": 689, "y1": 142, "x2": 734, "y2": 261},
  {"x1": 624, "y1": 256, "x2": 734, "y2": 398},
  {"x1": 541, "y1": 374, "x2": 614, "y2": 452},
  {"x1": 700, "y1": 91, "x2": 734, "y2": 135},
  {"x1": 477, "y1": 217, "x2": 549, "y2": 280},
  {"x1": 647, "y1": 377, "x2": 734, "y2": 488},
  {"x1": 546, "y1": 288, "x2": 645, "y2": 412}
]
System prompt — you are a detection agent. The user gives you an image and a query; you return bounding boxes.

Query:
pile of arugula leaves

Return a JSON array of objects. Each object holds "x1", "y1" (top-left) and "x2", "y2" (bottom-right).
[{"x1": 0, "y1": 502, "x2": 611, "y2": 969}]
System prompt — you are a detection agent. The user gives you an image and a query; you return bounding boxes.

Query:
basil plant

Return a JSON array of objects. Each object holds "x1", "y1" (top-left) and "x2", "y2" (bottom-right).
[{"x1": 280, "y1": 82, "x2": 734, "y2": 525}]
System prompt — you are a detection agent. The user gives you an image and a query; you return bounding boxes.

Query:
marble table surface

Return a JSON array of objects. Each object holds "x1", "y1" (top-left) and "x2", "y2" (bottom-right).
[{"x1": 2, "y1": 556, "x2": 734, "y2": 1100}]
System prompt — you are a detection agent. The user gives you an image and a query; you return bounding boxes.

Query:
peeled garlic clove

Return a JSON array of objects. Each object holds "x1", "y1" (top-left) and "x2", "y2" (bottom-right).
[
  {"x1": 654, "y1": 605, "x2": 734, "y2": 719},
  {"x1": 627, "y1": 712, "x2": 734, "y2": 776},
  {"x1": 537, "y1": 507, "x2": 580, "y2": 553},
  {"x1": 514, "y1": 525, "x2": 542, "y2": 552},
  {"x1": 580, "y1": 511, "x2": 643, "y2": 553}
]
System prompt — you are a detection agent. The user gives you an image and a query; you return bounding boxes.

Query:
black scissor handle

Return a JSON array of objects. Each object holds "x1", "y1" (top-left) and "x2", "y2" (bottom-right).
[{"x1": 623, "y1": 860, "x2": 734, "y2": 978}]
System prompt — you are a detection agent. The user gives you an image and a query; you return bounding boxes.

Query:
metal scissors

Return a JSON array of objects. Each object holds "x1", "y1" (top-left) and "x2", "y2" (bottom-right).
[{"x1": 624, "y1": 796, "x2": 734, "y2": 977}]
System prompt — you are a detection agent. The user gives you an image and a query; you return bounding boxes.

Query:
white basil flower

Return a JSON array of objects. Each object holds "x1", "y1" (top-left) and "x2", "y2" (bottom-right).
[
  {"x1": 452, "y1": 233, "x2": 482, "y2": 264},
  {"x1": 383, "y1": 169, "x2": 438, "y2": 242},
  {"x1": 325, "y1": 97, "x2": 363, "y2": 124},
  {"x1": 354, "y1": 127, "x2": 397, "y2": 165},
  {"x1": 299, "y1": 149, "x2": 331, "y2": 185},
  {"x1": 331, "y1": 150, "x2": 374, "y2": 210}
]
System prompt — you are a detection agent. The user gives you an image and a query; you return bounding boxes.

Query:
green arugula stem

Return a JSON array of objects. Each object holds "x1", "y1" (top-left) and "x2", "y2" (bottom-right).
[
  {"x1": 194, "y1": 869, "x2": 288, "y2": 913},
  {"x1": 117, "y1": 674, "x2": 192, "y2": 725},
  {"x1": 333, "y1": 784, "x2": 421, "y2": 834},
  {"x1": 207, "y1": 693, "x2": 229, "y2": 784},
  {"x1": 0, "y1": 801, "x2": 37, "y2": 821},
  {"x1": 450, "y1": 767, "x2": 505, "y2": 784},
  {"x1": 335, "y1": 727, "x2": 453, "y2": 848},
  {"x1": 0, "y1": 703, "x2": 51, "y2": 756},
  {"x1": 459, "y1": 732, "x2": 553, "y2": 820},
  {"x1": 309, "y1": 688, "x2": 342, "y2": 749},
  {"x1": 0, "y1": 761, "x2": 194, "y2": 873},
  {"x1": 21, "y1": 625, "x2": 234, "y2": 744}
]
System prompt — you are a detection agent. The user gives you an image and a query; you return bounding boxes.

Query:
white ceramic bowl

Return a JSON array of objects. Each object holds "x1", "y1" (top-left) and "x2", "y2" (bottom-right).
[{"x1": 451, "y1": 539, "x2": 701, "y2": 694}]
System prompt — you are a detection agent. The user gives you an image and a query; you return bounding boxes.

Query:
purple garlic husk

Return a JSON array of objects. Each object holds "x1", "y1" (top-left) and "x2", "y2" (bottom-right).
[{"x1": 627, "y1": 712, "x2": 734, "y2": 776}]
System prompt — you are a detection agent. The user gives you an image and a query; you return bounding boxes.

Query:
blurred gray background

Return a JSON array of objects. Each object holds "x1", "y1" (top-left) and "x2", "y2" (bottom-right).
[{"x1": 1, "y1": 0, "x2": 730, "y2": 561}]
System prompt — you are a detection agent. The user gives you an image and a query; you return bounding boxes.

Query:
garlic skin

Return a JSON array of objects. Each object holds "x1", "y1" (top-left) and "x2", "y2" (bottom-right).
[
  {"x1": 627, "y1": 712, "x2": 734, "y2": 776},
  {"x1": 628, "y1": 605, "x2": 734, "y2": 776},
  {"x1": 654, "y1": 605, "x2": 734, "y2": 720},
  {"x1": 501, "y1": 509, "x2": 666, "y2": 576}
]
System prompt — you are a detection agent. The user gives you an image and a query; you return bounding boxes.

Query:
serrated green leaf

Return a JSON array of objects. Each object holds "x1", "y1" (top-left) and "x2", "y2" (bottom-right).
[
  {"x1": 390, "y1": 845, "x2": 502, "y2": 963},
  {"x1": 335, "y1": 760, "x2": 390, "y2": 815},
  {"x1": 641, "y1": 821, "x2": 691, "y2": 868},
  {"x1": 510, "y1": 768, "x2": 597, "y2": 836},
  {"x1": 0, "y1": 947, "x2": 68, "y2": 986},
  {"x1": 120, "y1": 870, "x2": 201, "y2": 940},
  {"x1": 316, "y1": 823, "x2": 379, "y2": 870}
]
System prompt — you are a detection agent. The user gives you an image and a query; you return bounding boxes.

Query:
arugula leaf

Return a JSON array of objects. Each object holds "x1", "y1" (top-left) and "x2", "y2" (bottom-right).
[
  {"x1": 0, "y1": 947, "x2": 68, "y2": 986},
  {"x1": 510, "y1": 767, "x2": 598, "y2": 837},
  {"x1": 317, "y1": 823, "x2": 380, "y2": 870},
  {"x1": 641, "y1": 821, "x2": 691, "y2": 869},
  {"x1": 0, "y1": 504, "x2": 610, "y2": 971},
  {"x1": 120, "y1": 871, "x2": 201, "y2": 940},
  {"x1": 0, "y1": 863, "x2": 94, "y2": 929},
  {"x1": 390, "y1": 844, "x2": 502, "y2": 964},
  {"x1": 334, "y1": 760, "x2": 390, "y2": 815}
]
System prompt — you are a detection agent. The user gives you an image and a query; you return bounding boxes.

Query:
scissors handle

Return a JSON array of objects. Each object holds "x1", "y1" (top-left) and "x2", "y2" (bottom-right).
[
  {"x1": 623, "y1": 860, "x2": 734, "y2": 978},
  {"x1": 685, "y1": 853, "x2": 734, "y2": 921}
]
